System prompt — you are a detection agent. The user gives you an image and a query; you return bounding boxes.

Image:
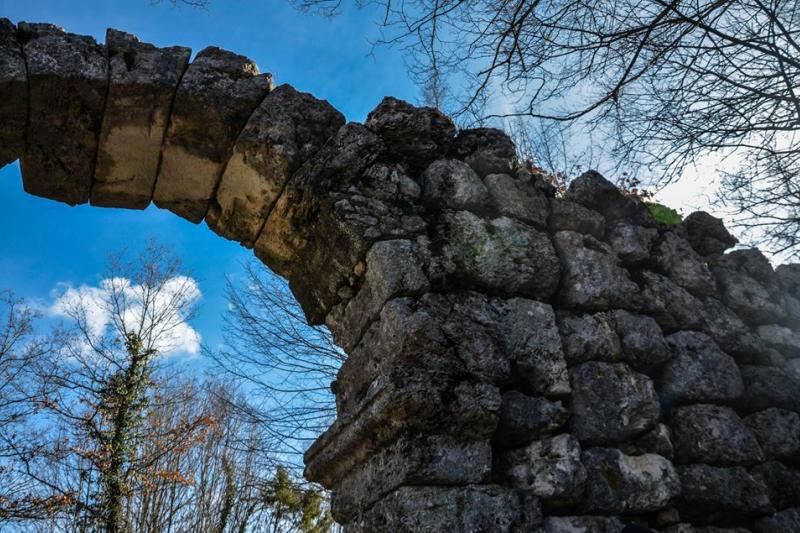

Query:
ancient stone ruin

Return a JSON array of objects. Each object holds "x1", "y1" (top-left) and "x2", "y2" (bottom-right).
[{"x1": 2, "y1": 19, "x2": 800, "y2": 533}]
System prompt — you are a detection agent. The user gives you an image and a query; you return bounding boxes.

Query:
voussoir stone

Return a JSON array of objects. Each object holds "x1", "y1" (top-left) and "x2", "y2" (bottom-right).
[
  {"x1": 0, "y1": 19, "x2": 27, "y2": 167},
  {"x1": 154, "y1": 46, "x2": 273, "y2": 222},
  {"x1": 208, "y1": 84, "x2": 345, "y2": 245},
  {"x1": 420, "y1": 159, "x2": 490, "y2": 211},
  {"x1": 553, "y1": 230, "x2": 641, "y2": 312},
  {"x1": 448, "y1": 127, "x2": 516, "y2": 178},
  {"x1": 659, "y1": 331, "x2": 743, "y2": 408},
  {"x1": 582, "y1": 448, "x2": 680, "y2": 514},
  {"x1": 349, "y1": 485, "x2": 542, "y2": 533},
  {"x1": 670, "y1": 404, "x2": 763, "y2": 465},
  {"x1": 365, "y1": 96, "x2": 455, "y2": 173},
  {"x1": 495, "y1": 391, "x2": 569, "y2": 448},
  {"x1": 19, "y1": 22, "x2": 107, "y2": 205},
  {"x1": 677, "y1": 464, "x2": 774, "y2": 523},
  {"x1": 92, "y1": 30, "x2": 191, "y2": 210},
  {"x1": 744, "y1": 408, "x2": 800, "y2": 461},
  {"x1": 569, "y1": 362, "x2": 660, "y2": 445}
]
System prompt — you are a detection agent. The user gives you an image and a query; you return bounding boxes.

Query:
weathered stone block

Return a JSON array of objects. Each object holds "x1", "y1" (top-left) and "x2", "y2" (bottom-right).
[
  {"x1": 619, "y1": 423, "x2": 674, "y2": 458},
  {"x1": 0, "y1": 19, "x2": 27, "y2": 167},
  {"x1": 710, "y1": 250, "x2": 786, "y2": 326},
  {"x1": 495, "y1": 391, "x2": 568, "y2": 448},
  {"x1": 548, "y1": 198, "x2": 605, "y2": 238},
  {"x1": 566, "y1": 170, "x2": 649, "y2": 222},
  {"x1": 330, "y1": 434, "x2": 492, "y2": 522},
  {"x1": 553, "y1": 231, "x2": 640, "y2": 311},
  {"x1": 485, "y1": 172, "x2": 549, "y2": 227},
  {"x1": 365, "y1": 96, "x2": 455, "y2": 172},
  {"x1": 255, "y1": 123, "x2": 384, "y2": 322},
  {"x1": 154, "y1": 47, "x2": 272, "y2": 222},
  {"x1": 757, "y1": 324, "x2": 800, "y2": 358},
  {"x1": 420, "y1": 159, "x2": 490, "y2": 211},
  {"x1": 349, "y1": 485, "x2": 542, "y2": 533},
  {"x1": 92, "y1": 29, "x2": 191, "y2": 209},
  {"x1": 683, "y1": 211, "x2": 738, "y2": 257},
  {"x1": 582, "y1": 448, "x2": 680, "y2": 514},
  {"x1": 751, "y1": 461, "x2": 800, "y2": 510},
  {"x1": 606, "y1": 221, "x2": 658, "y2": 265},
  {"x1": 676, "y1": 464, "x2": 773, "y2": 523},
  {"x1": 207, "y1": 84, "x2": 344, "y2": 244},
  {"x1": 745, "y1": 408, "x2": 800, "y2": 461},
  {"x1": 543, "y1": 516, "x2": 625, "y2": 533},
  {"x1": 700, "y1": 297, "x2": 764, "y2": 362},
  {"x1": 326, "y1": 239, "x2": 429, "y2": 351},
  {"x1": 670, "y1": 404, "x2": 763, "y2": 465},
  {"x1": 655, "y1": 231, "x2": 717, "y2": 297},
  {"x1": 435, "y1": 211, "x2": 561, "y2": 301},
  {"x1": 737, "y1": 365, "x2": 800, "y2": 414},
  {"x1": 570, "y1": 362, "x2": 660, "y2": 445},
  {"x1": 639, "y1": 271, "x2": 706, "y2": 332},
  {"x1": 497, "y1": 434, "x2": 586, "y2": 504},
  {"x1": 448, "y1": 127, "x2": 515, "y2": 177},
  {"x1": 557, "y1": 312, "x2": 621, "y2": 365},
  {"x1": 609, "y1": 309, "x2": 671, "y2": 372},
  {"x1": 19, "y1": 22, "x2": 107, "y2": 205},
  {"x1": 755, "y1": 507, "x2": 800, "y2": 533},
  {"x1": 659, "y1": 331, "x2": 743, "y2": 407}
]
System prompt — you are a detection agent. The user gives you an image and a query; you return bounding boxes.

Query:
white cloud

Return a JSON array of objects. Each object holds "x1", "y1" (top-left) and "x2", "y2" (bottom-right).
[{"x1": 48, "y1": 276, "x2": 202, "y2": 357}]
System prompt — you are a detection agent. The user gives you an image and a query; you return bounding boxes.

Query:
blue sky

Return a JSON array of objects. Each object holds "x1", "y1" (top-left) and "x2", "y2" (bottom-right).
[{"x1": 0, "y1": 0, "x2": 419, "y2": 353}]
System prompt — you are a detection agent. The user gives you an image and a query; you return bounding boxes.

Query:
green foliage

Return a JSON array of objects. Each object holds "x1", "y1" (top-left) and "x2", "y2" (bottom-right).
[
  {"x1": 646, "y1": 202, "x2": 682, "y2": 225},
  {"x1": 262, "y1": 466, "x2": 335, "y2": 533}
]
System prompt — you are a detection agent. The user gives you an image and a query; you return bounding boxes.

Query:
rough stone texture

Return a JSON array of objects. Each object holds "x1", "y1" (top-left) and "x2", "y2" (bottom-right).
[
  {"x1": 433, "y1": 211, "x2": 561, "y2": 301},
  {"x1": 659, "y1": 331, "x2": 743, "y2": 408},
  {"x1": 606, "y1": 221, "x2": 657, "y2": 265},
  {"x1": 755, "y1": 507, "x2": 800, "y2": 533},
  {"x1": 570, "y1": 362, "x2": 660, "y2": 445},
  {"x1": 581, "y1": 448, "x2": 680, "y2": 514},
  {"x1": 744, "y1": 408, "x2": 800, "y2": 461},
  {"x1": 154, "y1": 47, "x2": 273, "y2": 222},
  {"x1": 654, "y1": 231, "x2": 717, "y2": 297},
  {"x1": 7, "y1": 23, "x2": 800, "y2": 531},
  {"x1": 495, "y1": 391, "x2": 569, "y2": 448},
  {"x1": 557, "y1": 311, "x2": 621, "y2": 365},
  {"x1": 19, "y1": 22, "x2": 107, "y2": 205},
  {"x1": 349, "y1": 485, "x2": 542, "y2": 533},
  {"x1": 420, "y1": 159, "x2": 490, "y2": 212},
  {"x1": 683, "y1": 211, "x2": 738, "y2": 257},
  {"x1": 670, "y1": 404, "x2": 763, "y2": 465},
  {"x1": 737, "y1": 365, "x2": 800, "y2": 413},
  {"x1": 677, "y1": 464, "x2": 774, "y2": 524},
  {"x1": 365, "y1": 96, "x2": 455, "y2": 173},
  {"x1": 0, "y1": 19, "x2": 27, "y2": 167},
  {"x1": 542, "y1": 516, "x2": 625, "y2": 533},
  {"x1": 208, "y1": 84, "x2": 344, "y2": 245},
  {"x1": 448, "y1": 127, "x2": 515, "y2": 178},
  {"x1": 92, "y1": 29, "x2": 191, "y2": 209},
  {"x1": 485, "y1": 172, "x2": 549, "y2": 227},
  {"x1": 497, "y1": 434, "x2": 586, "y2": 505},
  {"x1": 554, "y1": 231, "x2": 640, "y2": 311},
  {"x1": 548, "y1": 199, "x2": 605, "y2": 239}
]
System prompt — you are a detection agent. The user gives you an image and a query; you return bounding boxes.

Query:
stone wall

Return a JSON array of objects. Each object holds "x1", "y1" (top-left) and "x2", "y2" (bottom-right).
[{"x1": 2, "y1": 19, "x2": 800, "y2": 533}]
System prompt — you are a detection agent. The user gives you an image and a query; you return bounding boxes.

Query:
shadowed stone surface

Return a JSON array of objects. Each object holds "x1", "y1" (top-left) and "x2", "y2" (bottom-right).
[{"x1": 2, "y1": 20, "x2": 800, "y2": 531}]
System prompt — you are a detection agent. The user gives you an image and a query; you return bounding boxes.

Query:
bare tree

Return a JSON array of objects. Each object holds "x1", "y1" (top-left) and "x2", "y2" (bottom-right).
[
  {"x1": 5, "y1": 243, "x2": 209, "y2": 532},
  {"x1": 207, "y1": 262, "x2": 344, "y2": 472}
]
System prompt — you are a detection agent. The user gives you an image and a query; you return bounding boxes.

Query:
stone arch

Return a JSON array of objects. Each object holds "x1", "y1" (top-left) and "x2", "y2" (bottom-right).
[{"x1": 3, "y1": 19, "x2": 800, "y2": 533}]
